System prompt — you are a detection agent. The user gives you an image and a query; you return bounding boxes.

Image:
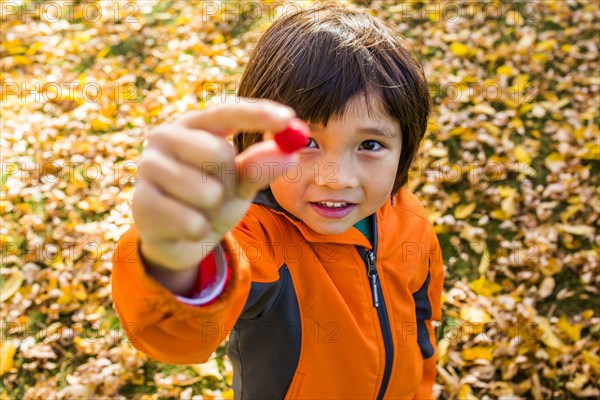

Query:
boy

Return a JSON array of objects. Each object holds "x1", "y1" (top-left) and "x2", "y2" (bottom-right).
[{"x1": 112, "y1": 5, "x2": 443, "y2": 399}]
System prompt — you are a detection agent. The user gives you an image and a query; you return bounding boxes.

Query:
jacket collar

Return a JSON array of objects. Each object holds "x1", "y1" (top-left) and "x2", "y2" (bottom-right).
[{"x1": 251, "y1": 189, "x2": 395, "y2": 249}]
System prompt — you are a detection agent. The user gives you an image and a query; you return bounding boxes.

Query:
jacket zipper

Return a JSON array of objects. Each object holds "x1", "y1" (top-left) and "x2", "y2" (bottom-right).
[
  {"x1": 366, "y1": 251, "x2": 380, "y2": 307},
  {"x1": 356, "y1": 215, "x2": 394, "y2": 400}
]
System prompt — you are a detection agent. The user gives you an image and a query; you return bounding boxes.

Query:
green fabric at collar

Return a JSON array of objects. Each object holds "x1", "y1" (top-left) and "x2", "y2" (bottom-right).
[{"x1": 353, "y1": 216, "x2": 373, "y2": 244}]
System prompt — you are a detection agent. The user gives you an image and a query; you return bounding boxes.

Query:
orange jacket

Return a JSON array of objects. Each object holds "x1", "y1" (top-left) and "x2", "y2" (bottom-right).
[{"x1": 112, "y1": 188, "x2": 444, "y2": 399}]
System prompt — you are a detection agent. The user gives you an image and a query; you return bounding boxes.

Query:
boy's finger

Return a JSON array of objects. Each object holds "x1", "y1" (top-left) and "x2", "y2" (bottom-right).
[
  {"x1": 173, "y1": 98, "x2": 295, "y2": 137},
  {"x1": 133, "y1": 181, "x2": 210, "y2": 241},
  {"x1": 147, "y1": 127, "x2": 236, "y2": 180},
  {"x1": 138, "y1": 147, "x2": 225, "y2": 212},
  {"x1": 233, "y1": 140, "x2": 298, "y2": 200}
]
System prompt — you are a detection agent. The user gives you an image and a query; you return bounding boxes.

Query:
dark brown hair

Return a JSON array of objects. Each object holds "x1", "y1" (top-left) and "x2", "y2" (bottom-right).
[{"x1": 234, "y1": 5, "x2": 431, "y2": 196}]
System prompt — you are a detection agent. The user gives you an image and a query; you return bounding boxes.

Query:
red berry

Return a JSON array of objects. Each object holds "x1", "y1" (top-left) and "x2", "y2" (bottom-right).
[{"x1": 274, "y1": 118, "x2": 310, "y2": 153}]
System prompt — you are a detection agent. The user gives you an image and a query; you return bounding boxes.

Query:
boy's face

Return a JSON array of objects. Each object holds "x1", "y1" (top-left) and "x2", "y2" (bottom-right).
[{"x1": 270, "y1": 95, "x2": 401, "y2": 236}]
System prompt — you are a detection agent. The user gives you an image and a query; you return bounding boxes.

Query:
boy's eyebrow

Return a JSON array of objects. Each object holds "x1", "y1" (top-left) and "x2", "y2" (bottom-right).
[
  {"x1": 308, "y1": 125, "x2": 399, "y2": 139},
  {"x1": 356, "y1": 126, "x2": 399, "y2": 139}
]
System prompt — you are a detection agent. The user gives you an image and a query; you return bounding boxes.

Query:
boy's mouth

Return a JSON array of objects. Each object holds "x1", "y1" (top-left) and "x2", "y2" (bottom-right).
[
  {"x1": 309, "y1": 201, "x2": 357, "y2": 219},
  {"x1": 314, "y1": 201, "x2": 352, "y2": 208}
]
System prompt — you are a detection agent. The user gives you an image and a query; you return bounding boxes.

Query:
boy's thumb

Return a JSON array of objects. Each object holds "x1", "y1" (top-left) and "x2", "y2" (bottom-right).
[{"x1": 234, "y1": 140, "x2": 298, "y2": 200}]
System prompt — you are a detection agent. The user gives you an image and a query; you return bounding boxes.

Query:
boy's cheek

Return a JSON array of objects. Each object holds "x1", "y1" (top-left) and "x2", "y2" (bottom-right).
[
  {"x1": 269, "y1": 175, "x2": 291, "y2": 189},
  {"x1": 269, "y1": 179, "x2": 294, "y2": 202}
]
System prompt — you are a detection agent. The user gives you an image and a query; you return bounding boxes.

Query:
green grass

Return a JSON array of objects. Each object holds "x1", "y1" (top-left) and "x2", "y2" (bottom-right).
[{"x1": 539, "y1": 267, "x2": 600, "y2": 318}]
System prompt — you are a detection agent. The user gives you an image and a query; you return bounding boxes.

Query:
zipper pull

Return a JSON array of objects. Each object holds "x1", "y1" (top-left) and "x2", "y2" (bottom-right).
[
  {"x1": 370, "y1": 274, "x2": 380, "y2": 308},
  {"x1": 366, "y1": 251, "x2": 380, "y2": 308}
]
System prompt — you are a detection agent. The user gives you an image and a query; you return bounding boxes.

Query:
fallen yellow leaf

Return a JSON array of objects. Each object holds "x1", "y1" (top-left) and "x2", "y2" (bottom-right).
[
  {"x1": 497, "y1": 65, "x2": 513, "y2": 76},
  {"x1": 0, "y1": 343, "x2": 16, "y2": 375},
  {"x1": 490, "y1": 209, "x2": 509, "y2": 221},
  {"x1": 454, "y1": 203, "x2": 476, "y2": 219},
  {"x1": 538, "y1": 276, "x2": 555, "y2": 299},
  {"x1": 498, "y1": 186, "x2": 516, "y2": 198},
  {"x1": 73, "y1": 284, "x2": 88, "y2": 301},
  {"x1": 458, "y1": 384, "x2": 478, "y2": 400},
  {"x1": 501, "y1": 194, "x2": 517, "y2": 218},
  {"x1": 461, "y1": 346, "x2": 494, "y2": 361},
  {"x1": 560, "y1": 204, "x2": 584, "y2": 223},
  {"x1": 437, "y1": 337, "x2": 450, "y2": 366},
  {"x1": 555, "y1": 224, "x2": 594, "y2": 236},
  {"x1": 450, "y1": 42, "x2": 470, "y2": 57},
  {"x1": 56, "y1": 286, "x2": 73, "y2": 305},
  {"x1": 472, "y1": 104, "x2": 496, "y2": 115},
  {"x1": 469, "y1": 276, "x2": 502, "y2": 296},
  {"x1": 478, "y1": 246, "x2": 490, "y2": 275},
  {"x1": 582, "y1": 309, "x2": 595, "y2": 319},
  {"x1": 582, "y1": 351, "x2": 599, "y2": 375},
  {"x1": 514, "y1": 145, "x2": 531, "y2": 164},
  {"x1": 579, "y1": 143, "x2": 600, "y2": 160},
  {"x1": 91, "y1": 116, "x2": 113, "y2": 132},
  {"x1": 460, "y1": 306, "x2": 492, "y2": 334},
  {"x1": 537, "y1": 317, "x2": 566, "y2": 351},
  {"x1": 556, "y1": 316, "x2": 582, "y2": 342},
  {"x1": 0, "y1": 270, "x2": 23, "y2": 303},
  {"x1": 537, "y1": 39, "x2": 557, "y2": 52},
  {"x1": 96, "y1": 47, "x2": 111, "y2": 59},
  {"x1": 545, "y1": 152, "x2": 566, "y2": 172}
]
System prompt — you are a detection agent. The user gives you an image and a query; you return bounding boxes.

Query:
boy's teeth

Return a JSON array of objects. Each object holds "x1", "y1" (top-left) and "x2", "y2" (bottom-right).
[{"x1": 318, "y1": 202, "x2": 348, "y2": 208}]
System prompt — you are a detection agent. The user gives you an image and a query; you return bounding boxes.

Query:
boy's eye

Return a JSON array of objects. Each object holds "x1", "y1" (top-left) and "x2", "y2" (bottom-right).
[
  {"x1": 359, "y1": 140, "x2": 383, "y2": 151},
  {"x1": 305, "y1": 138, "x2": 319, "y2": 148}
]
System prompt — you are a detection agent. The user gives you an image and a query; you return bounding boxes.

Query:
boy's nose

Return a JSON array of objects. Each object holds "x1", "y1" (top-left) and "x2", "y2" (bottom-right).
[{"x1": 313, "y1": 159, "x2": 359, "y2": 189}]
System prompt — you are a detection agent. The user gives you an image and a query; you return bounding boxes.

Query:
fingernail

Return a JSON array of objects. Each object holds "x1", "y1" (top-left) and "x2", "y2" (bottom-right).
[{"x1": 275, "y1": 107, "x2": 294, "y2": 120}]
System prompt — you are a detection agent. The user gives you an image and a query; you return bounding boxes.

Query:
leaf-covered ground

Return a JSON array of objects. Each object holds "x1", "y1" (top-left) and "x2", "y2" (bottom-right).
[{"x1": 1, "y1": 0, "x2": 598, "y2": 398}]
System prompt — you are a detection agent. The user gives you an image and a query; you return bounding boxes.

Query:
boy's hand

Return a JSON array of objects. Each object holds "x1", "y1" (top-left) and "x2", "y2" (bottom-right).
[{"x1": 132, "y1": 99, "x2": 298, "y2": 272}]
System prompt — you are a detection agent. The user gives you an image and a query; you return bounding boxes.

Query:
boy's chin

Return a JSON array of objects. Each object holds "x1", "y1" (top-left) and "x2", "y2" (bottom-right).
[{"x1": 306, "y1": 220, "x2": 357, "y2": 236}]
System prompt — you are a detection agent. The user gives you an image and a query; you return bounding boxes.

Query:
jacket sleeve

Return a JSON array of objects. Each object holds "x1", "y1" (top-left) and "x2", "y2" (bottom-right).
[
  {"x1": 111, "y1": 226, "x2": 251, "y2": 364},
  {"x1": 413, "y1": 229, "x2": 444, "y2": 399}
]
